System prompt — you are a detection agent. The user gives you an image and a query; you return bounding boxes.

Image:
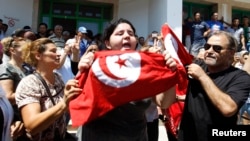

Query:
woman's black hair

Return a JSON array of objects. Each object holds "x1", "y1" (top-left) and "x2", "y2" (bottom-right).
[{"x1": 102, "y1": 18, "x2": 136, "y2": 42}]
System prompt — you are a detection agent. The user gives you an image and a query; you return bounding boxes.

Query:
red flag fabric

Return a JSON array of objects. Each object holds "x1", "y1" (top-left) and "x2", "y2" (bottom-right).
[
  {"x1": 161, "y1": 23, "x2": 193, "y2": 91},
  {"x1": 161, "y1": 23, "x2": 192, "y2": 137},
  {"x1": 69, "y1": 50, "x2": 182, "y2": 126},
  {"x1": 161, "y1": 23, "x2": 193, "y2": 66}
]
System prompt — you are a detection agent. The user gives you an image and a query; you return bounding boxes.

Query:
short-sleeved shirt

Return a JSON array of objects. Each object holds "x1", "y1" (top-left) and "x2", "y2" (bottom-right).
[
  {"x1": 178, "y1": 60, "x2": 250, "y2": 141},
  {"x1": 80, "y1": 98, "x2": 152, "y2": 141},
  {"x1": 15, "y1": 73, "x2": 66, "y2": 141},
  {"x1": 0, "y1": 63, "x2": 27, "y2": 90},
  {"x1": 48, "y1": 34, "x2": 65, "y2": 49},
  {"x1": 55, "y1": 47, "x2": 75, "y2": 84},
  {"x1": 0, "y1": 62, "x2": 32, "y2": 121},
  {"x1": 80, "y1": 39, "x2": 91, "y2": 56},
  {"x1": 243, "y1": 26, "x2": 250, "y2": 42},
  {"x1": 226, "y1": 27, "x2": 244, "y2": 44},
  {"x1": 188, "y1": 21, "x2": 209, "y2": 43},
  {"x1": 206, "y1": 20, "x2": 224, "y2": 34}
]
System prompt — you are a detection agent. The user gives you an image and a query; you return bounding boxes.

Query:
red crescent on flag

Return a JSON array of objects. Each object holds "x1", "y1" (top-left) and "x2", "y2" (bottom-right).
[
  {"x1": 92, "y1": 52, "x2": 141, "y2": 88},
  {"x1": 99, "y1": 57, "x2": 125, "y2": 80},
  {"x1": 70, "y1": 50, "x2": 182, "y2": 126}
]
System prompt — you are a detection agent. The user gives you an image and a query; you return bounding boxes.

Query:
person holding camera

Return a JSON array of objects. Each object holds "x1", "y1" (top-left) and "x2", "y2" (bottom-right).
[{"x1": 145, "y1": 31, "x2": 164, "y2": 53}]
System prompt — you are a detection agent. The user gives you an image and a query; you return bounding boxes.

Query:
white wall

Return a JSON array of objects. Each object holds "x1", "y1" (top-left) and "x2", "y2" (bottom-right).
[
  {"x1": 148, "y1": 0, "x2": 182, "y2": 41},
  {"x1": 0, "y1": 0, "x2": 183, "y2": 41},
  {"x1": 148, "y1": 0, "x2": 168, "y2": 33},
  {"x1": 118, "y1": 0, "x2": 149, "y2": 38},
  {"x1": 165, "y1": 0, "x2": 183, "y2": 41},
  {"x1": 0, "y1": 0, "x2": 34, "y2": 36},
  {"x1": 118, "y1": 0, "x2": 182, "y2": 41}
]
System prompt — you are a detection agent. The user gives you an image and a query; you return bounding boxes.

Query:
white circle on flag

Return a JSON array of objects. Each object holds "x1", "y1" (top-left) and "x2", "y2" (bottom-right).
[
  {"x1": 92, "y1": 52, "x2": 141, "y2": 88},
  {"x1": 165, "y1": 34, "x2": 182, "y2": 65}
]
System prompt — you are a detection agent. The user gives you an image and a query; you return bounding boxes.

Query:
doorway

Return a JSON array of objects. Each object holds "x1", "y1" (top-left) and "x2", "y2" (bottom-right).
[{"x1": 52, "y1": 18, "x2": 77, "y2": 35}]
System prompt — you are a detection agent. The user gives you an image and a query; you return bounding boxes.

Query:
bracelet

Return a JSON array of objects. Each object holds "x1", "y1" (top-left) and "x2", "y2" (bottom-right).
[
  {"x1": 176, "y1": 96, "x2": 185, "y2": 102},
  {"x1": 159, "y1": 114, "x2": 168, "y2": 122}
]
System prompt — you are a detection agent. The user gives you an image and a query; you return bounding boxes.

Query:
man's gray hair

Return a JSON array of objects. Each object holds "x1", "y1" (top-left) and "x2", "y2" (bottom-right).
[{"x1": 209, "y1": 31, "x2": 238, "y2": 51}]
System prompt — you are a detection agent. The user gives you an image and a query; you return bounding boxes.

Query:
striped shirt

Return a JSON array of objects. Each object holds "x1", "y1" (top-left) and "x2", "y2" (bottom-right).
[{"x1": 48, "y1": 34, "x2": 65, "y2": 48}]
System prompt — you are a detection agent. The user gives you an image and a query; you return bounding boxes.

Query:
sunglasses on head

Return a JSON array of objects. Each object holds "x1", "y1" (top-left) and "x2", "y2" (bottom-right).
[
  {"x1": 204, "y1": 43, "x2": 224, "y2": 53},
  {"x1": 8, "y1": 38, "x2": 14, "y2": 48}
]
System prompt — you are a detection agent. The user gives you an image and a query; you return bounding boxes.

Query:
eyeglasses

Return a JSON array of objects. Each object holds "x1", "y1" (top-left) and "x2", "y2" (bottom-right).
[
  {"x1": 8, "y1": 38, "x2": 22, "y2": 48},
  {"x1": 204, "y1": 43, "x2": 224, "y2": 53}
]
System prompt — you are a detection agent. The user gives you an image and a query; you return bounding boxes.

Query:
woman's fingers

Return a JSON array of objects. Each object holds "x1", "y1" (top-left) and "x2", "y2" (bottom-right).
[{"x1": 78, "y1": 52, "x2": 94, "y2": 72}]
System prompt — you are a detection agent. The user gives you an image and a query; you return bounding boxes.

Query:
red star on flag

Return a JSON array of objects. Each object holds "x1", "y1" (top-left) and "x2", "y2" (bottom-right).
[{"x1": 115, "y1": 57, "x2": 127, "y2": 68}]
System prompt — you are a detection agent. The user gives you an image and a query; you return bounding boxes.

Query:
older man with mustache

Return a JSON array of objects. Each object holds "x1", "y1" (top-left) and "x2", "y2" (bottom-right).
[{"x1": 178, "y1": 31, "x2": 250, "y2": 141}]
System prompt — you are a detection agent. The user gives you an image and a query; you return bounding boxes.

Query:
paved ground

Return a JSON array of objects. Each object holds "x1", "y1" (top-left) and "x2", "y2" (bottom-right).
[{"x1": 158, "y1": 120, "x2": 169, "y2": 141}]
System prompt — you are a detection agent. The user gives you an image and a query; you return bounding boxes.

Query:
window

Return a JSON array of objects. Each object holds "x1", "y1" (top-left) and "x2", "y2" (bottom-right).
[
  {"x1": 40, "y1": 1, "x2": 114, "y2": 35},
  {"x1": 103, "y1": 6, "x2": 113, "y2": 20},
  {"x1": 42, "y1": 1, "x2": 50, "y2": 14},
  {"x1": 232, "y1": 9, "x2": 250, "y2": 22},
  {"x1": 183, "y1": 2, "x2": 213, "y2": 21},
  {"x1": 52, "y1": 3, "x2": 76, "y2": 16},
  {"x1": 79, "y1": 5, "x2": 102, "y2": 18}
]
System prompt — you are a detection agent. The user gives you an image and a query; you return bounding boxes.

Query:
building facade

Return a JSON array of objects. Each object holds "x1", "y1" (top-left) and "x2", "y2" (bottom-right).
[{"x1": 0, "y1": 0, "x2": 250, "y2": 41}]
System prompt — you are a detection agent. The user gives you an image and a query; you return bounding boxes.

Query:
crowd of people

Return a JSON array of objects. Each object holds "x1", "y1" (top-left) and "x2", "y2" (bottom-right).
[
  {"x1": 0, "y1": 11, "x2": 250, "y2": 141},
  {"x1": 183, "y1": 12, "x2": 250, "y2": 55}
]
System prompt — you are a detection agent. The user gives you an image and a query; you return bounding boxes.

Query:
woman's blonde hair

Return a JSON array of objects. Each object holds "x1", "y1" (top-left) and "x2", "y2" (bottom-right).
[
  {"x1": 1, "y1": 37, "x2": 27, "y2": 57},
  {"x1": 22, "y1": 38, "x2": 54, "y2": 67}
]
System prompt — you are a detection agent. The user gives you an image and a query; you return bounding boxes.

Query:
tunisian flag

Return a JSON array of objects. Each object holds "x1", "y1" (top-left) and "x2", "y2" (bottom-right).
[
  {"x1": 69, "y1": 50, "x2": 182, "y2": 126},
  {"x1": 161, "y1": 23, "x2": 193, "y2": 66},
  {"x1": 161, "y1": 23, "x2": 193, "y2": 137}
]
